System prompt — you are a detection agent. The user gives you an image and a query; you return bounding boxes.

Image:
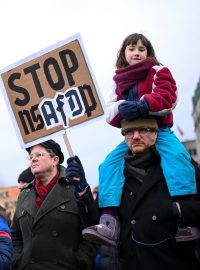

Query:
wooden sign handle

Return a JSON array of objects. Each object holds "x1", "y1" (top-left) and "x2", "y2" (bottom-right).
[{"x1": 62, "y1": 132, "x2": 74, "y2": 157}]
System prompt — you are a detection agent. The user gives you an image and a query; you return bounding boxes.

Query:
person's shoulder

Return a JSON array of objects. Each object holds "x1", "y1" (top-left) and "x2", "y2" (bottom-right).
[
  {"x1": 58, "y1": 165, "x2": 67, "y2": 182},
  {"x1": 17, "y1": 181, "x2": 35, "y2": 202},
  {"x1": 21, "y1": 180, "x2": 35, "y2": 191}
]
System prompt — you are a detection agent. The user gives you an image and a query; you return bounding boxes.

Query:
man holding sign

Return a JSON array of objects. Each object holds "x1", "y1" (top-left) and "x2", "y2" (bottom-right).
[{"x1": 11, "y1": 139, "x2": 99, "y2": 270}]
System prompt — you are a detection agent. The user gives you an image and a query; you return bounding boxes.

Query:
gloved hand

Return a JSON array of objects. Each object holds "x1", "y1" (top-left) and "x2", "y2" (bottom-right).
[
  {"x1": 119, "y1": 99, "x2": 149, "y2": 120},
  {"x1": 65, "y1": 155, "x2": 89, "y2": 192}
]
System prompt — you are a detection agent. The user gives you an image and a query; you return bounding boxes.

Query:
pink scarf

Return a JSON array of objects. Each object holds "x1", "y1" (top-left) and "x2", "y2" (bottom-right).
[{"x1": 113, "y1": 58, "x2": 158, "y2": 98}]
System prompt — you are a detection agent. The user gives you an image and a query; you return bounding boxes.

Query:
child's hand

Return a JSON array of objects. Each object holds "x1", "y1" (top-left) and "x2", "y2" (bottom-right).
[{"x1": 119, "y1": 99, "x2": 149, "y2": 120}]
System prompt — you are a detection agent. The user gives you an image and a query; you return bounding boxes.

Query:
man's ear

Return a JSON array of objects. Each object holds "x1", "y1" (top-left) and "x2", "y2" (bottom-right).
[{"x1": 53, "y1": 156, "x2": 60, "y2": 166}]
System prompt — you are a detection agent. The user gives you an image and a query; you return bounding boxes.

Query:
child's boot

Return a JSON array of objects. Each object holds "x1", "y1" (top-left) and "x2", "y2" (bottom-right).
[
  {"x1": 82, "y1": 214, "x2": 120, "y2": 246},
  {"x1": 175, "y1": 226, "x2": 200, "y2": 242}
]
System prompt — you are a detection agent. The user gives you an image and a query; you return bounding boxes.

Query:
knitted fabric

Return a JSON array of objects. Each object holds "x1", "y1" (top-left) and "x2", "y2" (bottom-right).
[
  {"x1": 113, "y1": 58, "x2": 157, "y2": 97},
  {"x1": 35, "y1": 172, "x2": 59, "y2": 209}
]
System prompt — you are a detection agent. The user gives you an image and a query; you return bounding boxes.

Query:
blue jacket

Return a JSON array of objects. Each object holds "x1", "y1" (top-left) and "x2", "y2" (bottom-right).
[{"x1": 0, "y1": 216, "x2": 12, "y2": 270}]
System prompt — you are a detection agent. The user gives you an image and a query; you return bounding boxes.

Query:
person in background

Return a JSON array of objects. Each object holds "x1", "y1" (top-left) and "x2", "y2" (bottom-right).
[
  {"x1": 83, "y1": 33, "x2": 196, "y2": 246},
  {"x1": 17, "y1": 167, "x2": 34, "y2": 191},
  {"x1": 11, "y1": 139, "x2": 99, "y2": 270},
  {"x1": 0, "y1": 204, "x2": 12, "y2": 270},
  {"x1": 92, "y1": 186, "x2": 99, "y2": 201}
]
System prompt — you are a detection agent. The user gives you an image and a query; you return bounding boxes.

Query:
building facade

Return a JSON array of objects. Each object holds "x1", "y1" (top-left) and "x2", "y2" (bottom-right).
[
  {"x1": 0, "y1": 186, "x2": 20, "y2": 220},
  {"x1": 192, "y1": 77, "x2": 200, "y2": 163},
  {"x1": 182, "y1": 139, "x2": 199, "y2": 163}
]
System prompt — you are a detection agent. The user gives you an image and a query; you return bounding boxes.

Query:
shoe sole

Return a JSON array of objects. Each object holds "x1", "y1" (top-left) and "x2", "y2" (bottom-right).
[
  {"x1": 175, "y1": 235, "x2": 200, "y2": 242},
  {"x1": 82, "y1": 228, "x2": 117, "y2": 246}
]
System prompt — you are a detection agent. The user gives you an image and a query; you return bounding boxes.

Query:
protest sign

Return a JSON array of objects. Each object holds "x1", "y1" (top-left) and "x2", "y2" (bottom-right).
[{"x1": 0, "y1": 33, "x2": 105, "y2": 148}]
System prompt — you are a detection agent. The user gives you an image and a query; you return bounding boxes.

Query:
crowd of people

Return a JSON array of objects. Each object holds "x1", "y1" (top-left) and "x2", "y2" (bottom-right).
[{"x1": 1, "y1": 32, "x2": 200, "y2": 270}]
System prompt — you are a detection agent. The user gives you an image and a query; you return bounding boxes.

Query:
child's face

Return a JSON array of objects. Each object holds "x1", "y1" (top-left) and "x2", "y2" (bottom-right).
[{"x1": 125, "y1": 39, "x2": 147, "y2": 66}]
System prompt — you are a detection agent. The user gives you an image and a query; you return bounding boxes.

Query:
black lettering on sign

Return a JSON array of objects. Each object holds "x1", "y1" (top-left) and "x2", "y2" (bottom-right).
[
  {"x1": 56, "y1": 94, "x2": 68, "y2": 127},
  {"x1": 7, "y1": 49, "x2": 80, "y2": 108},
  {"x1": 43, "y1": 57, "x2": 65, "y2": 90},
  {"x1": 65, "y1": 89, "x2": 84, "y2": 117},
  {"x1": 18, "y1": 104, "x2": 44, "y2": 135},
  {"x1": 18, "y1": 110, "x2": 35, "y2": 135},
  {"x1": 24, "y1": 63, "x2": 44, "y2": 98},
  {"x1": 79, "y1": 84, "x2": 97, "y2": 117},
  {"x1": 39, "y1": 100, "x2": 59, "y2": 127},
  {"x1": 59, "y1": 49, "x2": 79, "y2": 86},
  {"x1": 31, "y1": 104, "x2": 45, "y2": 131},
  {"x1": 8, "y1": 73, "x2": 30, "y2": 106},
  {"x1": 39, "y1": 86, "x2": 86, "y2": 129}
]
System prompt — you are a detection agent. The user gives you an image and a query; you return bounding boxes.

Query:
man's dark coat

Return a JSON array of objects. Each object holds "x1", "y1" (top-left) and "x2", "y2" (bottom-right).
[
  {"x1": 11, "y1": 166, "x2": 99, "y2": 270},
  {"x1": 119, "y1": 151, "x2": 200, "y2": 270}
]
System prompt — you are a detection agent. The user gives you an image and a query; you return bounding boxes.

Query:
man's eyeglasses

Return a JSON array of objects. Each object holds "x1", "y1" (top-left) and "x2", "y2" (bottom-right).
[
  {"x1": 27, "y1": 152, "x2": 55, "y2": 160},
  {"x1": 123, "y1": 127, "x2": 157, "y2": 137}
]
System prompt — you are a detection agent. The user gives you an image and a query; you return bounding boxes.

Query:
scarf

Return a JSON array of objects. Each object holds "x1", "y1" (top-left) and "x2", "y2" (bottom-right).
[
  {"x1": 35, "y1": 172, "x2": 59, "y2": 209},
  {"x1": 113, "y1": 58, "x2": 158, "y2": 98},
  {"x1": 124, "y1": 147, "x2": 158, "y2": 183}
]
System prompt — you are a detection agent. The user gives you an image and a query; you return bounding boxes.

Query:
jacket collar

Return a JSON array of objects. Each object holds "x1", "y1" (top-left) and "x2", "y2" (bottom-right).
[
  {"x1": 133, "y1": 163, "x2": 163, "y2": 209},
  {"x1": 19, "y1": 165, "x2": 74, "y2": 224}
]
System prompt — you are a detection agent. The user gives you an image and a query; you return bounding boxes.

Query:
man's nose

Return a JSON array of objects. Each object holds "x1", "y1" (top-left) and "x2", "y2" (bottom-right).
[
  {"x1": 132, "y1": 130, "x2": 141, "y2": 138},
  {"x1": 30, "y1": 154, "x2": 39, "y2": 161}
]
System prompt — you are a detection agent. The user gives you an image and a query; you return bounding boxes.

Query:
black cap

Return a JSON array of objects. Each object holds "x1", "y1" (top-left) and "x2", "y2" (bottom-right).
[
  {"x1": 18, "y1": 167, "x2": 34, "y2": 183},
  {"x1": 26, "y1": 139, "x2": 64, "y2": 164}
]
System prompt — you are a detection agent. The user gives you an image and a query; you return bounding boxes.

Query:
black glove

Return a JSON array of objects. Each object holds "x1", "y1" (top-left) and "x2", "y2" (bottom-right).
[
  {"x1": 65, "y1": 155, "x2": 88, "y2": 192},
  {"x1": 119, "y1": 99, "x2": 149, "y2": 120}
]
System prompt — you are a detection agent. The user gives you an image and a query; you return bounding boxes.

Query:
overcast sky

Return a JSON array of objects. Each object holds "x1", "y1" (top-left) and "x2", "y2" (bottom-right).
[{"x1": 0, "y1": 0, "x2": 200, "y2": 189}]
